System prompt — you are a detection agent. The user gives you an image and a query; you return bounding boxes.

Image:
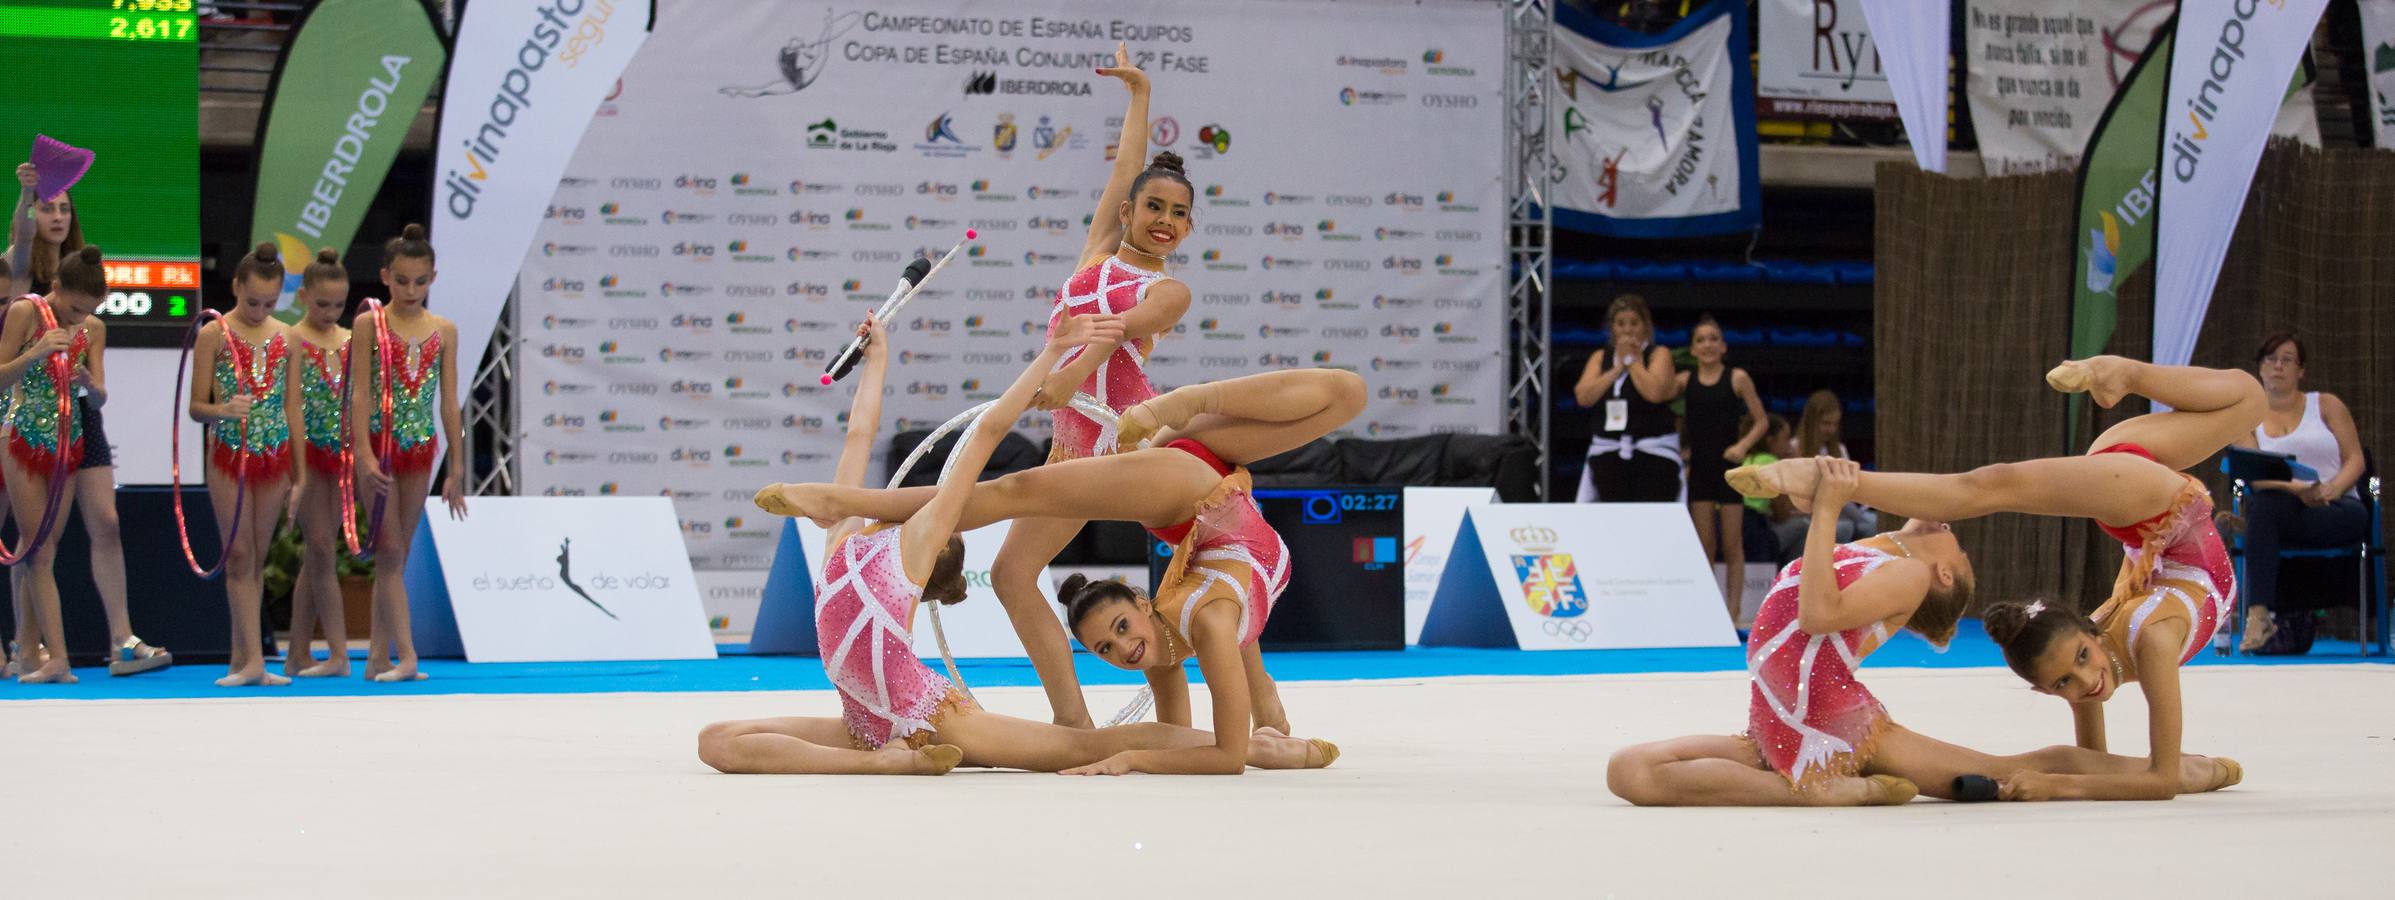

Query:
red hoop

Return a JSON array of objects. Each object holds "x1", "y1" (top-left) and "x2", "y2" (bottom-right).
[
  {"x1": 0, "y1": 297, "x2": 80, "y2": 567},
  {"x1": 169, "y1": 309, "x2": 258, "y2": 579},
  {"x1": 337, "y1": 299, "x2": 396, "y2": 559}
]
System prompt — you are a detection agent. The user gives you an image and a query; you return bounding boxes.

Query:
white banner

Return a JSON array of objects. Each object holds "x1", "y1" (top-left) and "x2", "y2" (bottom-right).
[
  {"x1": 1419, "y1": 504, "x2": 1736, "y2": 651},
  {"x1": 2153, "y1": 0, "x2": 2330, "y2": 369},
  {"x1": 416, "y1": 497, "x2": 715, "y2": 662},
  {"x1": 1854, "y1": 0, "x2": 1948, "y2": 172},
  {"x1": 434, "y1": 0, "x2": 655, "y2": 391},
  {"x1": 518, "y1": 0, "x2": 1508, "y2": 574},
  {"x1": 1552, "y1": 1, "x2": 1759, "y2": 236},
  {"x1": 1963, "y1": 0, "x2": 2318, "y2": 174},
  {"x1": 2364, "y1": 0, "x2": 2395, "y2": 150},
  {"x1": 1758, "y1": 0, "x2": 1898, "y2": 120}
]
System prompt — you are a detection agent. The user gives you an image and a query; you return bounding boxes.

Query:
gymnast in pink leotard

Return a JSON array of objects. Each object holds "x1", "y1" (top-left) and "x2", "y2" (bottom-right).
[
  {"x1": 989, "y1": 45, "x2": 1197, "y2": 730},
  {"x1": 705, "y1": 313, "x2": 1334, "y2": 776}
]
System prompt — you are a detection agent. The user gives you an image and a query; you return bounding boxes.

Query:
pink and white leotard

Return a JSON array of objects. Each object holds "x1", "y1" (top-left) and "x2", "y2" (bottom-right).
[
  {"x1": 1143, "y1": 439, "x2": 1290, "y2": 649},
  {"x1": 815, "y1": 525, "x2": 966, "y2": 749},
  {"x1": 1745, "y1": 543, "x2": 1904, "y2": 790},
  {"x1": 1045, "y1": 256, "x2": 1168, "y2": 461}
]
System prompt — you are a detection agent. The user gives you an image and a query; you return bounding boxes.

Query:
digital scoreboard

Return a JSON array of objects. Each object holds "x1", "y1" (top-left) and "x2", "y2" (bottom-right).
[
  {"x1": 1149, "y1": 487, "x2": 1405, "y2": 651},
  {"x1": 0, "y1": 0, "x2": 201, "y2": 326}
]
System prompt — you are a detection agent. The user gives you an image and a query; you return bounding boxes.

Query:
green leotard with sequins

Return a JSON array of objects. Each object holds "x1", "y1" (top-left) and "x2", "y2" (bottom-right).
[
  {"x1": 5, "y1": 321, "x2": 87, "y2": 472},
  {"x1": 207, "y1": 330, "x2": 293, "y2": 481},
  {"x1": 367, "y1": 331, "x2": 442, "y2": 474}
]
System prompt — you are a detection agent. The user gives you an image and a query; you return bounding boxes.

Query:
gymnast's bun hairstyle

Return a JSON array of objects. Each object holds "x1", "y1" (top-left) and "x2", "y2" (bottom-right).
[
  {"x1": 1057, "y1": 573, "x2": 1142, "y2": 631},
  {"x1": 1128, "y1": 150, "x2": 1193, "y2": 203},
  {"x1": 55, "y1": 244, "x2": 107, "y2": 298},
  {"x1": 385, "y1": 223, "x2": 435, "y2": 266},
  {"x1": 302, "y1": 247, "x2": 349, "y2": 289},
  {"x1": 1981, "y1": 596, "x2": 2099, "y2": 682},
  {"x1": 923, "y1": 534, "x2": 969, "y2": 606},
  {"x1": 233, "y1": 241, "x2": 285, "y2": 285}
]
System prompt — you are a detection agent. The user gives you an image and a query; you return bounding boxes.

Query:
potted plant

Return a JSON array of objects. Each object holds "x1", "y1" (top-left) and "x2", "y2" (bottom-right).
[{"x1": 262, "y1": 513, "x2": 376, "y2": 641}]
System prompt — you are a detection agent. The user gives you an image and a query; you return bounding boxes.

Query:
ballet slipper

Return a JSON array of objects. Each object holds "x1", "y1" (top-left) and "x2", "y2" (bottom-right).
[
  {"x1": 1724, "y1": 465, "x2": 1778, "y2": 500},
  {"x1": 2044, "y1": 357, "x2": 2130, "y2": 408},
  {"x1": 918, "y1": 744, "x2": 964, "y2": 775},
  {"x1": 1304, "y1": 738, "x2": 1341, "y2": 769},
  {"x1": 1865, "y1": 774, "x2": 1918, "y2": 806},
  {"x1": 2238, "y1": 608, "x2": 2278, "y2": 654},
  {"x1": 2210, "y1": 757, "x2": 2243, "y2": 791},
  {"x1": 1115, "y1": 382, "x2": 1227, "y2": 449}
]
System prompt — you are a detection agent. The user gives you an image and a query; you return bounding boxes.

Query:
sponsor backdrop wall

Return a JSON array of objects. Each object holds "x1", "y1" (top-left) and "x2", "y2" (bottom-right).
[{"x1": 518, "y1": 0, "x2": 1507, "y2": 589}]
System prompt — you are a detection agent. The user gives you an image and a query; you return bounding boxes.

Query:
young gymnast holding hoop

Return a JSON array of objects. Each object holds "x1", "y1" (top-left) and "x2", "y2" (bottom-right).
[
  {"x1": 759, "y1": 366, "x2": 1368, "y2": 772},
  {"x1": 701, "y1": 315, "x2": 1331, "y2": 775},
  {"x1": 1725, "y1": 357, "x2": 2255, "y2": 801},
  {"x1": 282, "y1": 249, "x2": 354, "y2": 677}
]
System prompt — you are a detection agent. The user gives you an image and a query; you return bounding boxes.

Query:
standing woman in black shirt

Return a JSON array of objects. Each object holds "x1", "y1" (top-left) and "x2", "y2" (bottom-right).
[{"x1": 1574, "y1": 294, "x2": 1682, "y2": 502}]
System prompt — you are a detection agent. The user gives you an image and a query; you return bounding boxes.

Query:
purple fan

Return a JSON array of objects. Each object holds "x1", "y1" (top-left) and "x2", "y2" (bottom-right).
[{"x1": 30, "y1": 135, "x2": 93, "y2": 203}]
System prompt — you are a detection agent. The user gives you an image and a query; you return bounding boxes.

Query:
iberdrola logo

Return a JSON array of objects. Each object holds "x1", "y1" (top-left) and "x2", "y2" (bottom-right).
[
  {"x1": 844, "y1": 208, "x2": 865, "y2": 220},
  {"x1": 964, "y1": 315, "x2": 984, "y2": 327},
  {"x1": 599, "y1": 203, "x2": 620, "y2": 215},
  {"x1": 1435, "y1": 253, "x2": 1455, "y2": 266},
  {"x1": 598, "y1": 275, "x2": 619, "y2": 288},
  {"x1": 971, "y1": 179, "x2": 991, "y2": 191},
  {"x1": 727, "y1": 240, "x2": 749, "y2": 252},
  {"x1": 1436, "y1": 190, "x2": 1456, "y2": 203},
  {"x1": 1202, "y1": 249, "x2": 1222, "y2": 261},
  {"x1": 2086, "y1": 211, "x2": 2121, "y2": 295},
  {"x1": 1313, "y1": 350, "x2": 1333, "y2": 364},
  {"x1": 841, "y1": 278, "x2": 862, "y2": 291},
  {"x1": 730, "y1": 173, "x2": 751, "y2": 186},
  {"x1": 1315, "y1": 288, "x2": 1334, "y2": 301}
]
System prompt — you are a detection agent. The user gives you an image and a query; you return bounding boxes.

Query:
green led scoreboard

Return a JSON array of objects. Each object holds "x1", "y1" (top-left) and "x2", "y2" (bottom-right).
[{"x1": 0, "y1": 0, "x2": 200, "y2": 325}]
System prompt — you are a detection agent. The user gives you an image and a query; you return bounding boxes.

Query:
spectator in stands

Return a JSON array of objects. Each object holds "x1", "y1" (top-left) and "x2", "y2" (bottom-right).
[
  {"x1": 1574, "y1": 294, "x2": 1681, "y2": 502},
  {"x1": 1773, "y1": 390, "x2": 1875, "y2": 550},
  {"x1": 2229, "y1": 333, "x2": 2369, "y2": 652},
  {"x1": 1740, "y1": 413, "x2": 1796, "y2": 563}
]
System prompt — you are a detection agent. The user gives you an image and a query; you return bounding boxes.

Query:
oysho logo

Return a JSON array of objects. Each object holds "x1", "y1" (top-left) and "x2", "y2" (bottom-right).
[
  {"x1": 856, "y1": 182, "x2": 907, "y2": 196},
  {"x1": 1200, "y1": 292, "x2": 1253, "y2": 307},
  {"x1": 724, "y1": 349, "x2": 774, "y2": 363},
  {"x1": 724, "y1": 284, "x2": 774, "y2": 298},
  {"x1": 968, "y1": 217, "x2": 1019, "y2": 231},
  {"x1": 728, "y1": 212, "x2": 780, "y2": 226},
  {"x1": 609, "y1": 176, "x2": 661, "y2": 190},
  {"x1": 609, "y1": 382, "x2": 658, "y2": 395},
  {"x1": 1204, "y1": 223, "x2": 1255, "y2": 236},
  {"x1": 1435, "y1": 228, "x2": 1482, "y2": 242},
  {"x1": 1319, "y1": 325, "x2": 1368, "y2": 340},
  {"x1": 1324, "y1": 257, "x2": 1372, "y2": 272},
  {"x1": 1435, "y1": 359, "x2": 1485, "y2": 372},
  {"x1": 607, "y1": 243, "x2": 658, "y2": 258},
  {"x1": 1421, "y1": 92, "x2": 1479, "y2": 109},
  {"x1": 1327, "y1": 193, "x2": 1374, "y2": 207}
]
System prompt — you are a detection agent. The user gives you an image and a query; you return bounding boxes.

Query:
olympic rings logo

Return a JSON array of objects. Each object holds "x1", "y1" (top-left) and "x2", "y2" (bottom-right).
[{"x1": 1541, "y1": 619, "x2": 1593, "y2": 642}]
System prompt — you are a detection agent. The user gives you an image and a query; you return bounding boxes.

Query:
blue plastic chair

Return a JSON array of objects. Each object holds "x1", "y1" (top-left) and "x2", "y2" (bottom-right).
[{"x1": 2223, "y1": 449, "x2": 2386, "y2": 656}]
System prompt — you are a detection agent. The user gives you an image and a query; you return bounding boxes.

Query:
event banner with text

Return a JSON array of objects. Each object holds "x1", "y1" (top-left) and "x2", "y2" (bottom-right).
[{"x1": 519, "y1": 0, "x2": 1507, "y2": 572}]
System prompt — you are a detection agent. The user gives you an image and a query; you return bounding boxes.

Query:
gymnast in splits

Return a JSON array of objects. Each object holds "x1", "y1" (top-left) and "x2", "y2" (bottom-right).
[
  {"x1": 759, "y1": 365, "x2": 1366, "y2": 773},
  {"x1": 1726, "y1": 357, "x2": 2254, "y2": 801},
  {"x1": 701, "y1": 315, "x2": 1331, "y2": 775}
]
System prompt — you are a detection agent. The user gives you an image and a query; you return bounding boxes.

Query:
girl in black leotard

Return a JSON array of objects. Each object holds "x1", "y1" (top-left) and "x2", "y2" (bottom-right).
[{"x1": 1677, "y1": 315, "x2": 1768, "y2": 621}]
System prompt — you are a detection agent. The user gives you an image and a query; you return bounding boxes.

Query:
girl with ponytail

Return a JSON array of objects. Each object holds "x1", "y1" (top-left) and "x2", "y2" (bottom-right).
[
  {"x1": 281, "y1": 248, "x2": 353, "y2": 676},
  {"x1": 987, "y1": 42, "x2": 1199, "y2": 729},
  {"x1": 348, "y1": 223, "x2": 468, "y2": 682},
  {"x1": 188, "y1": 242, "x2": 297, "y2": 686},
  {"x1": 0, "y1": 246, "x2": 109, "y2": 682},
  {"x1": 1726, "y1": 357, "x2": 2259, "y2": 800}
]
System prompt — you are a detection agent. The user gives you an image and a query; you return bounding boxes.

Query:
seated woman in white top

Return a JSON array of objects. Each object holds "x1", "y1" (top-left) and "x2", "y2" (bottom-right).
[{"x1": 2231, "y1": 333, "x2": 2369, "y2": 652}]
